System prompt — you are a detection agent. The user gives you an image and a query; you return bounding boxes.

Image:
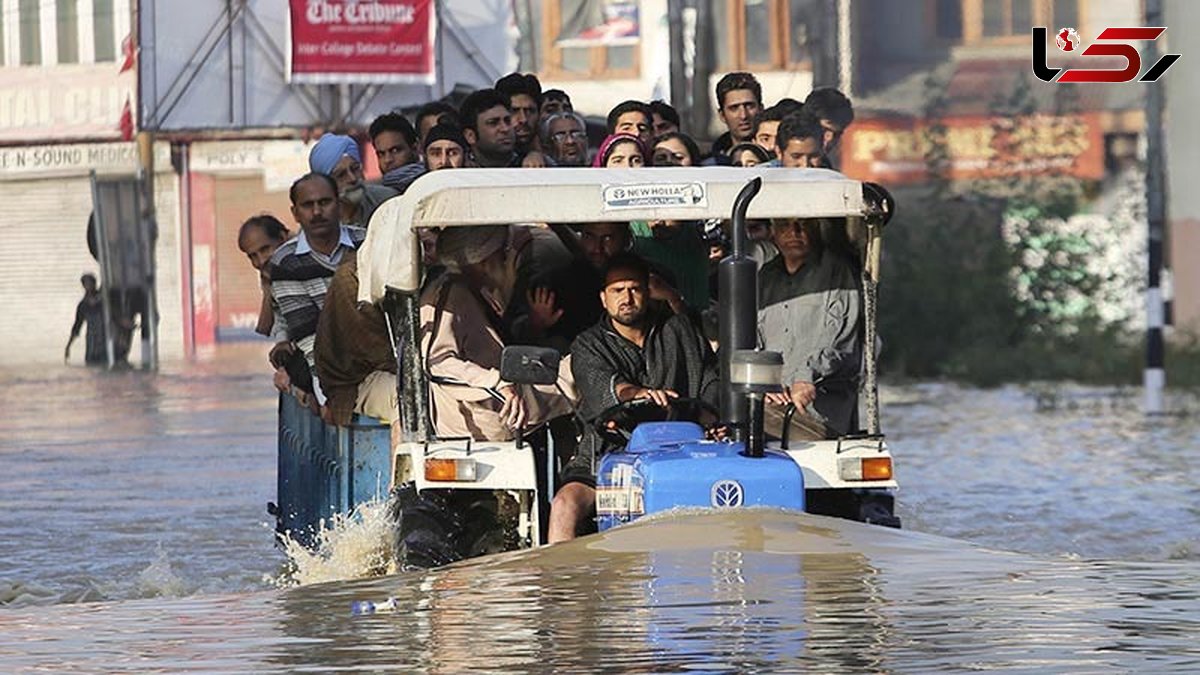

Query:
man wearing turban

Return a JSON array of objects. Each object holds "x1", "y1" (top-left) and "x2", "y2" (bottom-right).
[{"x1": 308, "y1": 133, "x2": 398, "y2": 229}]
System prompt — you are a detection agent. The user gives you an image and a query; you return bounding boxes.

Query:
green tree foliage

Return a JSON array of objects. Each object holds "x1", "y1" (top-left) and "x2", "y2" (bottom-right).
[{"x1": 874, "y1": 73, "x2": 1193, "y2": 385}]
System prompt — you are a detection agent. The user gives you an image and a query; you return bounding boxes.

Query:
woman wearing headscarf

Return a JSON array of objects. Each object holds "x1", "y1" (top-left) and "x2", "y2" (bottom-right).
[
  {"x1": 419, "y1": 226, "x2": 573, "y2": 440},
  {"x1": 593, "y1": 133, "x2": 646, "y2": 168}
]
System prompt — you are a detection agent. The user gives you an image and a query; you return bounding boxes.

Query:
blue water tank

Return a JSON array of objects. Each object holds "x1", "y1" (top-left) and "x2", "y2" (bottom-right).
[{"x1": 596, "y1": 422, "x2": 805, "y2": 531}]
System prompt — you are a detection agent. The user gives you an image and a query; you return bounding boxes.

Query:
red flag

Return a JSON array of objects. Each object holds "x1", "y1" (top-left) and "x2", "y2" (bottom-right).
[
  {"x1": 119, "y1": 96, "x2": 134, "y2": 140},
  {"x1": 119, "y1": 34, "x2": 135, "y2": 74}
]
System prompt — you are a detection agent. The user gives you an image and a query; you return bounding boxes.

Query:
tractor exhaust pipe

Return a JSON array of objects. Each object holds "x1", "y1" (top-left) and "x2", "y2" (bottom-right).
[{"x1": 719, "y1": 177, "x2": 763, "y2": 439}]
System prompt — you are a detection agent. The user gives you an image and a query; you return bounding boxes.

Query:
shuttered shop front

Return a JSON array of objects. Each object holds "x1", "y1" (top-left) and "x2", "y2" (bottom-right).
[{"x1": 0, "y1": 142, "x2": 182, "y2": 366}]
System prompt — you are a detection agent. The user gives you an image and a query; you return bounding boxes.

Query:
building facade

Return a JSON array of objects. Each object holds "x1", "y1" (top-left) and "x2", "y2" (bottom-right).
[
  {"x1": 0, "y1": 0, "x2": 188, "y2": 367},
  {"x1": 5, "y1": 0, "x2": 1192, "y2": 366},
  {"x1": 843, "y1": 0, "x2": 1162, "y2": 332},
  {"x1": 1164, "y1": 0, "x2": 1198, "y2": 334},
  {"x1": 518, "y1": 0, "x2": 834, "y2": 136}
]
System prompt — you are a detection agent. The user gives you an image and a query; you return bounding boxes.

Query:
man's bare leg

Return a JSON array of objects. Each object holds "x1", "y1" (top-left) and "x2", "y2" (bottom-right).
[{"x1": 548, "y1": 483, "x2": 595, "y2": 544}]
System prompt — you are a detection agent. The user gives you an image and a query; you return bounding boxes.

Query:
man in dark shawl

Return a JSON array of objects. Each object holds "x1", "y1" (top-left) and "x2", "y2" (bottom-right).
[{"x1": 548, "y1": 253, "x2": 719, "y2": 543}]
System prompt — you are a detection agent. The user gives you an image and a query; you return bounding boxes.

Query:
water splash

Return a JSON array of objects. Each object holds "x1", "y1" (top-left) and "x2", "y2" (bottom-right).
[
  {"x1": 0, "y1": 545, "x2": 185, "y2": 608},
  {"x1": 271, "y1": 499, "x2": 398, "y2": 587},
  {"x1": 0, "y1": 581, "x2": 60, "y2": 608},
  {"x1": 134, "y1": 543, "x2": 189, "y2": 598}
]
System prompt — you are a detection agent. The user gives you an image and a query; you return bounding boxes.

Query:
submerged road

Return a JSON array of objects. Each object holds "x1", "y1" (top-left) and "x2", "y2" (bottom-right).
[{"x1": 1, "y1": 344, "x2": 1199, "y2": 670}]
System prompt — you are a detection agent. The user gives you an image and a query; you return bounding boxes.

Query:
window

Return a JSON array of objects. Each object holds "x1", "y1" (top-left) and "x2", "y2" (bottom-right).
[
  {"x1": 58, "y1": 0, "x2": 80, "y2": 64},
  {"x1": 94, "y1": 0, "x2": 116, "y2": 62},
  {"x1": 19, "y1": 0, "x2": 41, "y2": 65},
  {"x1": 937, "y1": 0, "x2": 1082, "y2": 44},
  {"x1": 717, "y1": 0, "x2": 815, "y2": 71},
  {"x1": 981, "y1": 0, "x2": 1031, "y2": 37},
  {"x1": 935, "y1": 0, "x2": 964, "y2": 40},
  {"x1": 538, "y1": 0, "x2": 640, "y2": 79}
]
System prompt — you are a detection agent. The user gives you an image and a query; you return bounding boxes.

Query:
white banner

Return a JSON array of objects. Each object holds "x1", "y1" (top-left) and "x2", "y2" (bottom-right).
[{"x1": 0, "y1": 64, "x2": 134, "y2": 143}]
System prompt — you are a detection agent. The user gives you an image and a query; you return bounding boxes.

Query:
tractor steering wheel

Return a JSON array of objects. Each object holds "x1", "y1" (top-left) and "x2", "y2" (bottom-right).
[{"x1": 593, "y1": 397, "x2": 720, "y2": 445}]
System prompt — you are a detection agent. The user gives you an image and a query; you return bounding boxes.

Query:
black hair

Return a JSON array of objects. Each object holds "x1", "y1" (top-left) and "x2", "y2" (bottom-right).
[
  {"x1": 770, "y1": 218, "x2": 826, "y2": 259},
  {"x1": 458, "y1": 89, "x2": 510, "y2": 132},
  {"x1": 601, "y1": 252, "x2": 651, "y2": 286},
  {"x1": 776, "y1": 98, "x2": 804, "y2": 117},
  {"x1": 715, "y1": 72, "x2": 763, "y2": 109},
  {"x1": 775, "y1": 110, "x2": 825, "y2": 152},
  {"x1": 542, "y1": 88, "x2": 571, "y2": 105},
  {"x1": 416, "y1": 101, "x2": 459, "y2": 130},
  {"x1": 80, "y1": 273, "x2": 97, "y2": 285},
  {"x1": 289, "y1": 172, "x2": 338, "y2": 204},
  {"x1": 606, "y1": 100, "x2": 653, "y2": 134},
  {"x1": 754, "y1": 103, "x2": 790, "y2": 131},
  {"x1": 729, "y1": 142, "x2": 771, "y2": 165},
  {"x1": 238, "y1": 214, "x2": 290, "y2": 243},
  {"x1": 494, "y1": 72, "x2": 544, "y2": 107},
  {"x1": 368, "y1": 112, "x2": 417, "y2": 146},
  {"x1": 652, "y1": 132, "x2": 702, "y2": 166},
  {"x1": 648, "y1": 100, "x2": 681, "y2": 128},
  {"x1": 803, "y1": 87, "x2": 855, "y2": 128}
]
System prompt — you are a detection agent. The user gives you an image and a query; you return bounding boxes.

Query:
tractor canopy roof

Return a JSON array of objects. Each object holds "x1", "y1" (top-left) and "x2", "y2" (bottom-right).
[{"x1": 358, "y1": 166, "x2": 880, "y2": 300}]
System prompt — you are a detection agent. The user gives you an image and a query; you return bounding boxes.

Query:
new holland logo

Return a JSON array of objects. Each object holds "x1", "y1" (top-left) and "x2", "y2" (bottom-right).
[{"x1": 711, "y1": 480, "x2": 744, "y2": 507}]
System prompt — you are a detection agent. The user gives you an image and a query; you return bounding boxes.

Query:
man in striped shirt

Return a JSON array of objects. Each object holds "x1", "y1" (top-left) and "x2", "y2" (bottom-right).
[{"x1": 268, "y1": 172, "x2": 366, "y2": 408}]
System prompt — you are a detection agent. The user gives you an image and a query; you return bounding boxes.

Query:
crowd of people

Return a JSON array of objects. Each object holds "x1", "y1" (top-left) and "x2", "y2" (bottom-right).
[{"x1": 237, "y1": 70, "x2": 865, "y2": 543}]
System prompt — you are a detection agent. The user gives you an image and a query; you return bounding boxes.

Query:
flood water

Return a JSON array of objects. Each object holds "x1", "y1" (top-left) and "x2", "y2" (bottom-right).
[{"x1": 2, "y1": 344, "x2": 1199, "y2": 672}]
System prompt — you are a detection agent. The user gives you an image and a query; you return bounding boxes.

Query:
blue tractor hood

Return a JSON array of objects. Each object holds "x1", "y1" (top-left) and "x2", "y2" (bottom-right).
[{"x1": 597, "y1": 422, "x2": 805, "y2": 530}]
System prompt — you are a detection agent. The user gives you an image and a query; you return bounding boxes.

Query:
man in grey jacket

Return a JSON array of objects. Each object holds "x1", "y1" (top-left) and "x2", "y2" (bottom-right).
[{"x1": 758, "y1": 218, "x2": 863, "y2": 436}]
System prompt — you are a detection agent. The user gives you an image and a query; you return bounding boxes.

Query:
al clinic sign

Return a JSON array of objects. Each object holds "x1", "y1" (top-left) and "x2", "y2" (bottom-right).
[
  {"x1": 840, "y1": 113, "x2": 1105, "y2": 185},
  {"x1": 0, "y1": 64, "x2": 134, "y2": 143},
  {"x1": 287, "y1": 0, "x2": 436, "y2": 84}
]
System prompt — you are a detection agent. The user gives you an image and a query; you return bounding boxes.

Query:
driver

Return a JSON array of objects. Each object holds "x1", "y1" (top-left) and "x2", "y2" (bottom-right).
[{"x1": 548, "y1": 253, "x2": 719, "y2": 543}]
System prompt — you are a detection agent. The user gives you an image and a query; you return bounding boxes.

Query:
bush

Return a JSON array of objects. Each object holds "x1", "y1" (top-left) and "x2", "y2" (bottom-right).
[{"x1": 872, "y1": 72, "x2": 1174, "y2": 387}]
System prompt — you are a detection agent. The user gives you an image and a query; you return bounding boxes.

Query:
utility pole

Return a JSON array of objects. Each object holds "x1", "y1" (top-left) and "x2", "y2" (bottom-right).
[
  {"x1": 689, "y1": 0, "x2": 713, "y2": 138},
  {"x1": 134, "y1": 1, "x2": 159, "y2": 370},
  {"x1": 1143, "y1": 0, "x2": 1167, "y2": 414},
  {"x1": 836, "y1": 0, "x2": 853, "y2": 97},
  {"x1": 667, "y1": 0, "x2": 687, "y2": 110}
]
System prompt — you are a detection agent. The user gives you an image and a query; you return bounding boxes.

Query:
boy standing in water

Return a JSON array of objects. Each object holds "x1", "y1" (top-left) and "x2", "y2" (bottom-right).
[{"x1": 65, "y1": 273, "x2": 107, "y2": 366}]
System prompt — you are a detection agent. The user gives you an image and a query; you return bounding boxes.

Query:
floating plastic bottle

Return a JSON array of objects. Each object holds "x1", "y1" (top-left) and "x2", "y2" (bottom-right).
[{"x1": 350, "y1": 597, "x2": 397, "y2": 616}]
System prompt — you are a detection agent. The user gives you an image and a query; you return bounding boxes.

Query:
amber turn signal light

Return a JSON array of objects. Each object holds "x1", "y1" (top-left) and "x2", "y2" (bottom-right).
[{"x1": 425, "y1": 457, "x2": 478, "y2": 482}]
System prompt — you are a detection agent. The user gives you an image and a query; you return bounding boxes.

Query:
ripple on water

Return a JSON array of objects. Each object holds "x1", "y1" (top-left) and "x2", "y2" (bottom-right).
[
  {"x1": 1, "y1": 511, "x2": 1199, "y2": 673},
  {"x1": 3, "y1": 356, "x2": 1200, "y2": 670}
]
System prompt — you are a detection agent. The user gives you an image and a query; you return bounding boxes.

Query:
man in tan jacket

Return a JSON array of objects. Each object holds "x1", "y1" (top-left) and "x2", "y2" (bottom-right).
[{"x1": 420, "y1": 226, "x2": 572, "y2": 440}]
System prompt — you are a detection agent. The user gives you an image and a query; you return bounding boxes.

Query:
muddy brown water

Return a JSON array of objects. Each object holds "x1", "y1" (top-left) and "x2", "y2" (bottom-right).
[{"x1": 2, "y1": 344, "x2": 1199, "y2": 671}]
